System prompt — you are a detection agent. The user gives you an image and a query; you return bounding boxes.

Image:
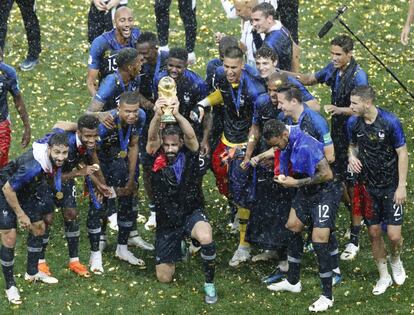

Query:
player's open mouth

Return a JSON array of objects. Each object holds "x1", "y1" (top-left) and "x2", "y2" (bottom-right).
[{"x1": 122, "y1": 28, "x2": 131, "y2": 37}]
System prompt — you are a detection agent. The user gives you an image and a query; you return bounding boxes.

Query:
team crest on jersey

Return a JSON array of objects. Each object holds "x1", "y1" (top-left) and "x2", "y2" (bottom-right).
[
  {"x1": 183, "y1": 92, "x2": 191, "y2": 103},
  {"x1": 378, "y1": 130, "x2": 385, "y2": 140}
]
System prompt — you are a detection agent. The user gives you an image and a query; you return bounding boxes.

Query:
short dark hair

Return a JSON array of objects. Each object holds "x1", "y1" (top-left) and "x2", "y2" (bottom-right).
[
  {"x1": 169, "y1": 47, "x2": 188, "y2": 62},
  {"x1": 330, "y1": 35, "x2": 354, "y2": 53},
  {"x1": 252, "y1": 2, "x2": 276, "y2": 18},
  {"x1": 219, "y1": 36, "x2": 239, "y2": 57},
  {"x1": 268, "y1": 72, "x2": 288, "y2": 87},
  {"x1": 224, "y1": 46, "x2": 244, "y2": 60},
  {"x1": 263, "y1": 119, "x2": 287, "y2": 140},
  {"x1": 136, "y1": 31, "x2": 158, "y2": 47},
  {"x1": 116, "y1": 48, "x2": 139, "y2": 68},
  {"x1": 48, "y1": 132, "x2": 69, "y2": 147},
  {"x1": 119, "y1": 91, "x2": 140, "y2": 106},
  {"x1": 78, "y1": 115, "x2": 99, "y2": 131},
  {"x1": 351, "y1": 85, "x2": 376, "y2": 102},
  {"x1": 255, "y1": 46, "x2": 279, "y2": 63},
  {"x1": 161, "y1": 124, "x2": 183, "y2": 139},
  {"x1": 275, "y1": 83, "x2": 303, "y2": 103}
]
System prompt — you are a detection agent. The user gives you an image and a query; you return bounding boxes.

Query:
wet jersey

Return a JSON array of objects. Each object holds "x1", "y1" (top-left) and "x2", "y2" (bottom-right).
[
  {"x1": 214, "y1": 67, "x2": 268, "y2": 144},
  {"x1": 347, "y1": 108, "x2": 406, "y2": 188},
  {"x1": 139, "y1": 51, "x2": 169, "y2": 101},
  {"x1": 97, "y1": 109, "x2": 145, "y2": 162},
  {"x1": 263, "y1": 23, "x2": 293, "y2": 71},
  {"x1": 0, "y1": 62, "x2": 20, "y2": 122}
]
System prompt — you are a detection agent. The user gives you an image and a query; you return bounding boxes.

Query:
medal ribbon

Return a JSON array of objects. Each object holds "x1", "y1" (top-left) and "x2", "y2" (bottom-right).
[
  {"x1": 86, "y1": 176, "x2": 102, "y2": 210},
  {"x1": 118, "y1": 121, "x2": 132, "y2": 156},
  {"x1": 229, "y1": 72, "x2": 244, "y2": 115},
  {"x1": 54, "y1": 167, "x2": 62, "y2": 194}
]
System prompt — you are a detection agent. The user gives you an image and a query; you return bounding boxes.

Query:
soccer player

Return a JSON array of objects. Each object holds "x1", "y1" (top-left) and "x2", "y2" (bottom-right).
[
  {"x1": 87, "y1": 6, "x2": 140, "y2": 96},
  {"x1": 147, "y1": 97, "x2": 217, "y2": 304},
  {"x1": 0, "y1": 48, "x2": 31, "y2": 168},
  {"x1": 348, "y1": 85, "x2": 408, "y2": 294},
  {"x1": 36, "y1": 115, "x2": 109, "y2": 278},
  {"x1": 254, "y1": 46, "x2": 319, "y2": 111},
  {"x1": 136, "y1": 31, "x2": 168, "y2": 231},
  {"x1": 0, "y1": 0, "x2": 41, "y2": 70},
  {"x1": 0, "y1": 133, "x2": 69, "y2": 304},
  {"x1": 87, "y1": 47, "x2": 142, "y2": 126},
  {"x1": 87, "y1": 0, "x2": 128, "y2": 44},
  {"x1": 251, "y1": 2, "x2": 298, "y2": 71},
  {"x1": 154, "y1": 0, "x2": 197, "y2": 64},
  {"x1": 283, "y1": 34, "x2": 369, "y2": 261},
  {"x1": 263, "y1": 119, "x2": 336, "y2": 312},
  {"x1": 401, "y1": 0, "x2": 414, "y2": 45},
  {"x1": 197, "y1": 46, "x2": 270, "y2": 266},
  {"x1": 90, "y1": 91, "x2": 148, "y2": 272}
]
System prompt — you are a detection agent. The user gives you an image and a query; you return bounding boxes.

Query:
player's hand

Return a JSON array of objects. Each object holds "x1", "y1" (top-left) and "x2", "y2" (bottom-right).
[
  {"x1": 274, "y1": 175, "x2": 299, "y2": 188},
  {"x1": 249, "y1": 155, "x2": 261, "y2": 168},
  {"x1": 401, "y1": 24, "x2": 411, "y2": 45},
  {"x1": 18, "y1": 213, "x2": 31, "y2": 229},
  {"x1": 93, "y1": 0, "x2": 107, "y2": 11},
  {"x1": 80, "y1": 165, "x2": 99, "y2": 176},
  {"x1": 191, "y1": 105, "x2": 205, "y2": 123},
  {"x1": 154, "y1": 97, "x2": 168, "y2": 117},
  {"x1": 105, "y1": 0, "x2": 121, "y2": 10},
  {"x1": 123, "y1": 180, "x2": 136, "y2": 196},
  {"x1": 96, "y1": 182, "x2": 112, "y2": 198},
  {"x1": 215, "y1": 32, "x2": 225, "y2": 43},
  {"x1": 240, "y1": 157, "x2": 251, "y2": 170},
  {"x1": 348, "y1": 156, "x2": 362, "y2": 173},
  {"x1": 394, "y1": 185, "x2": 407, "y2": 205},
  {"x1": 171, "y1": 97, "x2": 180, "y2": 116},
  {"x1": 324, "y1": 104, "x2": 342, "y2": 116},
  {"x1": 200, "y1": 139, "x2": 210, "y2": 157},
  {"x1": 21, "y1": 125, "x2": 31, "y2": 148},
  {"x1": 98, "y1": 112, "x2": 115, "y2": 129}
]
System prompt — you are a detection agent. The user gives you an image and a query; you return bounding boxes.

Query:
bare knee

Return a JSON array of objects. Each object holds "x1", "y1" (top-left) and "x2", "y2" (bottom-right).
[
  {"x1": 63, "y1": 208, "x2": 78, "y2": 221},
  {"x1": 1, "y1": 229, "x2": 17, "y2": 247},
  {"x1": 387, "y1": 232, "x2": 401, "y2": 243},
  {"x1": 43, "y1": 213, "x2": 54, "y2": 226},
  {"x1": 156, "y1": 264, "x2": 175, "y2": 283},
  {"x1": 31, "y1": 221, "x2": 45, "y2": 237},
  {"x1": 368, "y1": 225, "x2": 382, "y2": 240}
]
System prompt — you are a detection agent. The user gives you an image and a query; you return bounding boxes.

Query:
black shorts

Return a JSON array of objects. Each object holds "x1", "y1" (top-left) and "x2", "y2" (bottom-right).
[
  {"x1": 55, "y1": 179, "x2": 77, "y2": 209},
  {"x1": 292, "y1": 181, "x2": 342, "y2": 229},
  {"x1": 155, "y1": 210, "x2": 209, "y2": 265},
  {"x1": 365, "y1": 185, "x2": 403, "y2": 226},
  {"x1": 0, "y1": 183, "x2": 55, "y2": 230}
]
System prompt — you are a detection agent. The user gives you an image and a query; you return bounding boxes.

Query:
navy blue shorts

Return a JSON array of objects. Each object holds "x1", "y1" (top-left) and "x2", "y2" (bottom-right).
[
  {"x1": 155, "y1": 210, "x2": 209, "y2": 265},
  {"x1": 228, "y1": 158, "x2": 251, "y2": 208},
  {"x1": 292, "y1": 181, "x2": 342, "y2": 229},
  {"x1": 100, "y1": 158, "x2": 129, "y2": 187},
  {"x1": 0, "y1": 183, "x2": 55, "y2": 230},
  {"x1": 55, "y1": 179, "x2": 77, "y2": 209},
  {"x1": 366, "y1": 185, "x2": 403, "y2": 226}
]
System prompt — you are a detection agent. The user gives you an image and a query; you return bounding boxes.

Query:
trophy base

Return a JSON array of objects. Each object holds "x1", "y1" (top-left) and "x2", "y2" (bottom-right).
[{"x1": 160, "y1": 114, "x2": 177, "y2": 123}]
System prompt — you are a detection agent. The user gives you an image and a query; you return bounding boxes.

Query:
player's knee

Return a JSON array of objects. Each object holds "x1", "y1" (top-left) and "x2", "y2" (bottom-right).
[
  {"x1": 368, "y1": 226, "x2": 382, "y2": 239},
  {"x1": 196, "y1": 231, "x2": 212, "y2": 245},
  {"x1": 387, "y1": 232, "x2": 401, "y2": 243},
  {"x1": 1, "y1": 229, "x2": 17, "y2": 247},
  {"x1": 156, "y1": 270, "x2": 173, "y2": 283},
  {"x1": 43, "y1": 213, "x2": 54, "y2": 226},
  {"x1": 63, "y1": 208, "x2": 78, "y2": 221},
  {"x1": 31, "y1": 221, "x2": 45, "y2": 236}
]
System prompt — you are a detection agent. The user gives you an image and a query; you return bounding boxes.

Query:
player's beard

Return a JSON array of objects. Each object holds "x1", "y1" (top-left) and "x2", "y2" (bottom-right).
[
  {"x1": 50, "y1": 155, "x2": 64, "y2": 168},
  {"x1": 166, "y1": 152, "x2": 177, "y2": 164}
]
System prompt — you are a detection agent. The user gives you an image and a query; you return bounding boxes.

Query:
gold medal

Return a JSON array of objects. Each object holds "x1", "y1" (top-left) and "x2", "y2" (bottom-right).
[
  {"x1": 56, "y1": 191, "x2": 64, "y2": 200},
  {"x1": 118, "y1": 150, "x2": 127, "y2": 158}
]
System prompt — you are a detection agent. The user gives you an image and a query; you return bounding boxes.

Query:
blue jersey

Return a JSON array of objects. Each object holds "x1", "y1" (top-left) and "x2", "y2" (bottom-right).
[
  {"x1": 94, "y1": 71, "x2": 140, "y2": 111},
  {"x1": 263, "y1": 26, "x2": 292, "y2": 71},
  {"x1": 280, "y1": 126, "x2": 325, "y2": 178},
  {"x1": 97, "y1": 108, "x2": 145, "y2": 161},
  {"x1": 315, "y1": 60, "x2": 368, "y2": 142},
  {"x1": 347, "y1": 108, "x2": 405, "y2": 188},
  {"x1": 0, "y1": 62, "x2": 20, "y2": 122},
  {"x1": 139, "y1": 51, "x2": 169, "y2": 101},
  {"x1": 88, "y1": 28, "x2": 141, "y2": 80},
  {"x1": 279, "y1": 105, "x2": 332, "y2": 147},
  {"x1": 214, "y1": 67, "x2": 268, "y2": 144}
]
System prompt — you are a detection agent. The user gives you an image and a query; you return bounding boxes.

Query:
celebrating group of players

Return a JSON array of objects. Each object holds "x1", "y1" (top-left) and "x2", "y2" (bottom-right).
[{"x1": 0, "y1": 0, "x2": 409, "y2": 312}]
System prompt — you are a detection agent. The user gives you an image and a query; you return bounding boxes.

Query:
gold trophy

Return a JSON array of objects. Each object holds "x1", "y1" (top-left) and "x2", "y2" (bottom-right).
[{"x1": 158, "y1": 76, "x2": 177, "y2": 123}]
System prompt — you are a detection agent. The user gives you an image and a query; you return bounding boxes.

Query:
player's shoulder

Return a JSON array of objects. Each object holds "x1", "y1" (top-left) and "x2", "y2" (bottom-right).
[
  {"x1": 377, "y1": 107, "x2": 401, "y2": 127},
  {"x1": 0, "y1": 62, "x2": 17, "y2": 78}
]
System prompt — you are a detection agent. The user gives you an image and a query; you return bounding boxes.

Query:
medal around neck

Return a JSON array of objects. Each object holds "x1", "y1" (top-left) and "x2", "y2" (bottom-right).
[{"x1": 158, "y1": 76, "x2": 177, "y2": 123}]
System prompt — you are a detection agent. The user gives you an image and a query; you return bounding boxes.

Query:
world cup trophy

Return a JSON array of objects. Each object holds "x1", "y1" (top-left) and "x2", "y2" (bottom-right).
[{"x1": 158, "y1": 76, "x2": 177, "y2": 123}]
